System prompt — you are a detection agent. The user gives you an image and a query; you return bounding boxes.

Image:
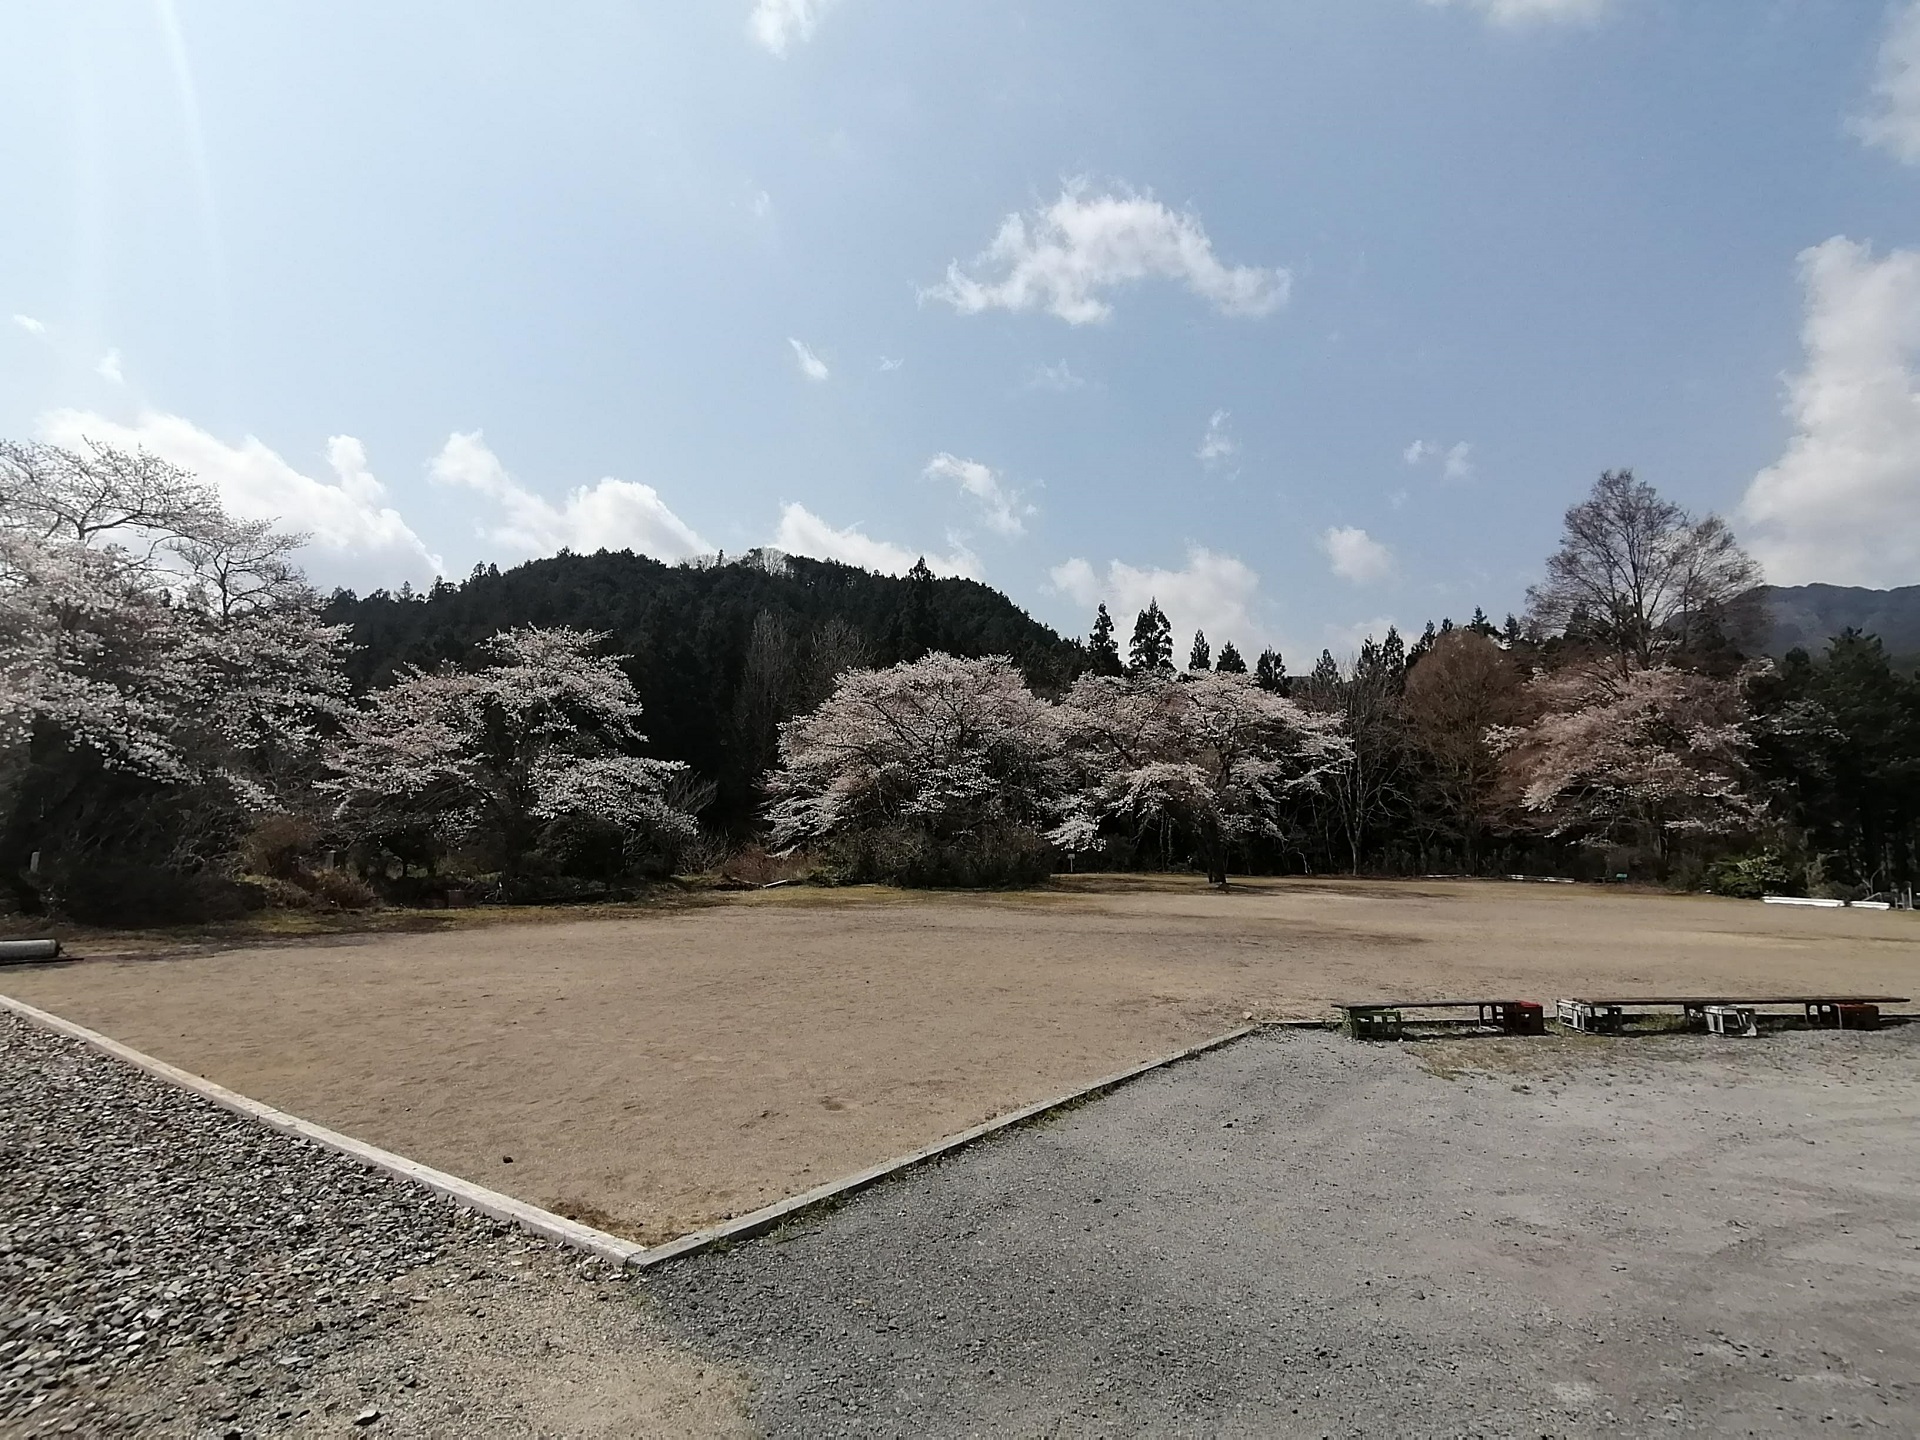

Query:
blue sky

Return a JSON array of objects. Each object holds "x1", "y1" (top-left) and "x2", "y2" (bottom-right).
[{"x1": 4, "y1": 0, "x2": 1919, "y2": 661}]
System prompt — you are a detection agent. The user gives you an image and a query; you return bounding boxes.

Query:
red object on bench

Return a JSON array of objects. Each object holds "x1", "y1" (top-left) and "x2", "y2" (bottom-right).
[{"x1": 1495, "y1": 1001, "x2": 1546, "y2": 1036}]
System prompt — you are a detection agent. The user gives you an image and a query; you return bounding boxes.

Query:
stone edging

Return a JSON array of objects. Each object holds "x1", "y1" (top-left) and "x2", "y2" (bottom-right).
[
  {"x1": 0, "y1": 992, "x2": 646, "y2": 1267},
  {"x1": 3, "y1": 989, "x2": 1271, "y2": 1275},
  {"x1": 629, "y1": 1021, "x2": 1265, "y2": 1270}
]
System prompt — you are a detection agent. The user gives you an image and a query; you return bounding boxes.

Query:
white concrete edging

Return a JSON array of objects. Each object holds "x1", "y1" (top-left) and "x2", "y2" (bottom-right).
[
  {"x1": 4, "y1": 990, "x2": 1264, "y2": 1276},
  {"x1": 630, "y1": 1021, "x2": 1263, "y2": 1271},
  {"x1": 0, "y1": 992, "x2": 646, "y2": 1267}
]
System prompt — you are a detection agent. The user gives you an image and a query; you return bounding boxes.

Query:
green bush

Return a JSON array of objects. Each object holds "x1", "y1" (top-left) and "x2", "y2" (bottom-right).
[{"x1": 1705, "y1": 851, "x2": 1792, "y2": 900}]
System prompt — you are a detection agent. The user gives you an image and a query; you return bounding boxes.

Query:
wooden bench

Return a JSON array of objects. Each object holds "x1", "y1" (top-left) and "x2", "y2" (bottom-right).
[
  {"x1": 1334, "y1": 999, "x2": 1545, "y2": 1041},
  {"x1": 1557, "y1": 995, "x2": 1908, "y2": 1033}
]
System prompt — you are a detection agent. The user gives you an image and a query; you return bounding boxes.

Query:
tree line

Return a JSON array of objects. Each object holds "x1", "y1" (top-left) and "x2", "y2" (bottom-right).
[{"x1": 3, "y1": 440, "x2": 1916, "y2": 920}]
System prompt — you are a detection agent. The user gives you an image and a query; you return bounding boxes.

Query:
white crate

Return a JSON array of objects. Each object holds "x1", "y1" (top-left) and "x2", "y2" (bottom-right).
[{"x1": 1704, "y1": 1004, "x2": 1757, "y2": 1038}]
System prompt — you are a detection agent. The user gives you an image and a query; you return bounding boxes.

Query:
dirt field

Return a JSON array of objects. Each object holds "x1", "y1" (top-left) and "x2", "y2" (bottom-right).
[{"x1": 3, "y1": 876, "x2": 1916, "y2": 1245}]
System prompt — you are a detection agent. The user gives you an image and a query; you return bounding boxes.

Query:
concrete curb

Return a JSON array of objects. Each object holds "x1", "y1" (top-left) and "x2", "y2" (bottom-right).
[
  {"x1": 631, "y1": 1021, "x2": 1265, "y2": 1271},
  {"x1": 0, "y1": 992, "x2": 647, "y2": 1268}
]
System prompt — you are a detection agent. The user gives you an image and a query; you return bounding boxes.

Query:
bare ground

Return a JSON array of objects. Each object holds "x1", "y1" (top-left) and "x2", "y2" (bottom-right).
[{"x1": 3, "y1": 877, "x2": 1915, "y2": 1244}]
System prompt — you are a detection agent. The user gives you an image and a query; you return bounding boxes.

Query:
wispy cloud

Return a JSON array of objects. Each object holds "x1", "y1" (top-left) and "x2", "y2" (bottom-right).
[
  {"x1": 11, "y1": 314, "x2": 46, "y2": 337},
  {"x1": 923, "y1": 182, "x2": 1290, "y2": 325},
  {"x1": 1050, "y1": 546, "x2": 1269, "y2": 650},
  {"x1": 925, "y1": 453, "x2": 1033, "y2": 538},
  {"x1": 1854, "y1": 0, "x2": 1920, "y2": 165},
  {"x1": 773, "y1": 502, "x2": 978, "y2": 578},
  {"x1": 430, "y1": 431, "x2": 710, "y2": 563},
  {"x1": 1403, "y1": 436, "x2": 1474, "y2": 480},
  {"x1": 96, "y1": 349, "x2": 124, "y2": 385},
  {"x1": 1197, "y1": 409, "x2": 1239, "y2": 468},
  {"x1": 788, "y1": 337, "x2": 830, "y2": 381},
  {"x1": 1320, "y1": 525, "x2": 1395, "y2": 584},
  {"x1": 1421, "y1": 0, "x2": 1612, "y2": 24},
  {"x1": 750, "y1": 0, "x2": 842, "y2": 56},
  {"x1": 1025, "y1": 360, "x2": 1086, "y2": 392}
]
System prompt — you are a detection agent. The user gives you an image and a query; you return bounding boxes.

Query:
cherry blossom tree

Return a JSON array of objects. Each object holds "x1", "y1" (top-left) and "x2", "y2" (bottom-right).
[
  {"x1": 1, "y1": 440, "x2": 352, "y2": 909},
  {"x1": 1493, "y1": 661, "x2": 1757, "y2": 864},
  {"x1": 763, "y1": 653, "x2": 1064, "y2": 883},
  {"x1": 1053, "y1": 669, "x2": 1348, "y2": 886},
  {"x1": 324, "y1": 626, "x2": 695, "y2": 875}
]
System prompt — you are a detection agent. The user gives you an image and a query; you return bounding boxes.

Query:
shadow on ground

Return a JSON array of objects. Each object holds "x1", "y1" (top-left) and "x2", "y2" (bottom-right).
[{"x1": 643, "y1": 1027, "x2": 1920, "y2": 1438}]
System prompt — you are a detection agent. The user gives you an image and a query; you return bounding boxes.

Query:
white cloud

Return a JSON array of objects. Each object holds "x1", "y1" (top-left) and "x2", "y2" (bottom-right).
[
  {"x1": 923, "y1": 183, "x2": 1290, "y2": 325},
  {"x1": 1855, "y1": 0, "x2": 1920, "y2": 164},
  {"x1": 1325, "y1": 616, "x2": 1404, "y2": 657},
  {"x1": 878, "y1": 355, "x2": 904, "y2": 372},
  {"x1": 1403, "y1": 437, "x2": 1474, "y2": 480},
  {"x1": 1197, "y1": 408, "x2": 1239, "y2": 467},
  {"x1": 750, "y1": 189, "x2": 773, "y2": 220},
  {"x1": 1026, "y1": 360, "x2": 1086, "y2": 391},
  {"x1": 37, "y1": 408, "x2": 444, "y2": 591},
  {"x1": 788, "y1": 337, "x2": 830, "y2": 381},
  {"x1": 430, "y1": 431, "x2": 710, "y2": 563},
  {"x1": 750, "y1": 0, "x2": 840, "y2": 55},
  {"x1": 1320, "y1": 525, "x2": 1395, "y2": 584},
  {"x1": 773, "y1": 502, "x2": 978, "y2": 578},
  {"x1": 924, "y1": 453, "x2": 1032, "y2": 538},
  {"x1": 1049, "y1": 545, "x2": 1268, "y2": 650},
  {"x1": 11, "y1": 314, "x2": 46, "y2": 336},
  {"x1": 1421, "y1": 0, "x2": 1611, "y2": 24},
  {"x1": 96, "y1": 349, "x2": 124, "y2": 385},
  {"x1": 1740, "y1": 237, "x2": 1920, "y2": 587}
]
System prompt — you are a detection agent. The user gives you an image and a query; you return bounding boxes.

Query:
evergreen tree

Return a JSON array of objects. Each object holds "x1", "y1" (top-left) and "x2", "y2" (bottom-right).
[
  {"x1": 1255, "y1": 647, "x2": 1287, "y2": 692},
  {"x1": 1215, "y1": 641, "x2": 1247, "y2": 674},
  {"x1": 1129, "y1": 600, "x2": 1173, "y2": 674},
  {"x1": 898, "y1": 557, "x2": 938, "y2": 662},
  {"x1": 1188, "y1": 630, "x2": 1212, "y2": 672},
  {"x1": 1088, "y1": 603, "x2": 1123, "y2": 676},
  {"x1": 1407, "y1": 621, "x2": 1438, "y2": 668},
  {"x1": 1502, "y1": 613, "x2": 1522, "y2": 645},
  {"x1": 1468, "y1": 606, "x2": 1496, "y2": 637}
]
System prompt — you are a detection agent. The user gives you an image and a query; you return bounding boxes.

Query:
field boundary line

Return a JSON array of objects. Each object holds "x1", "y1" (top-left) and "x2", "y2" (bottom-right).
[
  {"x1": 632, "y1": 1021, "x2": 1265, "y2": 1271},
  {"x1": 0, "y1": 991, "x2": 647, "y2": 1268}
]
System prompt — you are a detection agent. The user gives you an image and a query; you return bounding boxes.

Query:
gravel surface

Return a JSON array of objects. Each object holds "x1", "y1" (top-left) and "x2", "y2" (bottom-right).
[
  {"x1": 0, "y1": 1009, "x2": 747, "y2": 1438},
  {"x1": 646, "y1": 1025, "x2": 1920, "y2": 1438}
]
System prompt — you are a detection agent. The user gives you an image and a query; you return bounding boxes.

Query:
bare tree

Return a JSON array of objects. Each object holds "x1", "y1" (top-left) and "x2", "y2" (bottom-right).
[{"x1": 1525, "y1": 470, "x2": 1761, "y2": 673}]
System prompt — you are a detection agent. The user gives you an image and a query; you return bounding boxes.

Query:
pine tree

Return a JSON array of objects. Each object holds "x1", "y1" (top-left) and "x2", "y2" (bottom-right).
[
  {"x1": 1188, "y1": 630, "x2": 1211, "y2": 672},
  {"x1": 1468, "y1": 606, "x2": 1496, "y2": 637},
  {"x1": 899, "y1": 557, "x2": 937, "y2": 662},
  {"x1": 1088, "y1": 603, "x2": 1123, "y2": 676},
  {"x1": 1215, "y1": 641, "x2": 1247, "y2": 674},
  {"x1": 1255, "y1": 647, "x2": 1287, "y2": 692},
  {"x1": 1129, "y1": 600, "x2": 1173, "y2": 674}
]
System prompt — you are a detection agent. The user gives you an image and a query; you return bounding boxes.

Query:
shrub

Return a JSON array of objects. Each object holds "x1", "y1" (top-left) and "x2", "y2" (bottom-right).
[
  {"x1": 238, "y1": 814, "x2": 324, "y2": 881},
  {"x1": 826, "y1": 823, "x2": 1053, "y2": 889},
  {"x1": 305, "y1": 867, "x2": 377, "y2": 910},
  {"x1": 50, "y1": 863, "x2": 265, "y2": 925},
  {"x1": 1705, "y1": 851, "x2": 1792, "y2": 900}
]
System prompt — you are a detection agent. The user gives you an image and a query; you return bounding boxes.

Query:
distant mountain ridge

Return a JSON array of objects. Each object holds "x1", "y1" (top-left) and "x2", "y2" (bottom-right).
[{"x1": 1759, "y1": 584, "x2": 1920, "y2": 663}]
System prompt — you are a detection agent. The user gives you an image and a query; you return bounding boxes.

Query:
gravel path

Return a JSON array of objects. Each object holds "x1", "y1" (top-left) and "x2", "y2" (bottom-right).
[
  {"x1": 0, "y1": 1010, "x2": 747, "y2": 1438},
  {"x1": 646, "y1": 1026, "x2": 1920, "y2": 1437}
]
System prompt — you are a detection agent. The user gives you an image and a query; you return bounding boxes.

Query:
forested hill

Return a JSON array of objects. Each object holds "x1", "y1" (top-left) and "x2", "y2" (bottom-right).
[
  {"x1": 1761, "y1": 584, "x2": 1920, "y2": 669},
  {"x1": 322, "y1": 548, "x2": 1084, "y2": 831}
]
